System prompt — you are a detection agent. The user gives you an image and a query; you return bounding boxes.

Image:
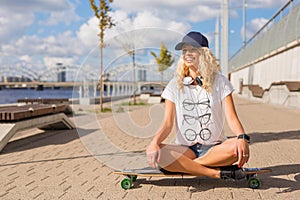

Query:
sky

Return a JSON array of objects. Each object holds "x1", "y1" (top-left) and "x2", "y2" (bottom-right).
[{"x1": 0, "y1": 0, "x2": 298, "y2": 81}]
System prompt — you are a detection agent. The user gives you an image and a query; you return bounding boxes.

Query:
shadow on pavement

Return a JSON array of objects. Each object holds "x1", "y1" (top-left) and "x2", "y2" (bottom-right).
[
  {"x1": 266, "y1": 164, "x2": 300, "y2": 193},
  {"x1": 250, "y1": 130, "x2": 300, "y2": 143},
  {"x1": 1, "y1": 128, "x2": 97, "y2": 154}
]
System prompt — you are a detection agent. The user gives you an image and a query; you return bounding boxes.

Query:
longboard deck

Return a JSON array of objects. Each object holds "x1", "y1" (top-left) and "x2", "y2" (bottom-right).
[
  {"x1": 114, "y1": 166, "x2": 272, "y2": 177},
  {"x1": 114, "y1": 166, "x2": 272, "y2": 190}
]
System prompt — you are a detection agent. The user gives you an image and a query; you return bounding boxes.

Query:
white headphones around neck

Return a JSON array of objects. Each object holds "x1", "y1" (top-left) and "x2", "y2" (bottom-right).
[{"x1": 183, "y1": 76, "x2": 203, "y2": 87}]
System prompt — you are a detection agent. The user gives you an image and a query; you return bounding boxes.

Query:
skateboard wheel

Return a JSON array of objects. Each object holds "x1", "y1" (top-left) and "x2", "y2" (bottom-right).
[
  {"x1": 131, "y1": 175, "x2": 137, "y2": 182},
  {"x1": 121, "y1": 178, "x2": 132, "y2": 190},
  {"x1": 248, "y1": 177, "x2": 260, "y2": 189}
]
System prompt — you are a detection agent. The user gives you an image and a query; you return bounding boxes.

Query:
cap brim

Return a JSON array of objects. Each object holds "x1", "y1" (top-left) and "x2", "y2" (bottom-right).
[
  {"x1": 175, "y1": 42, "x2": 184, "y2": 50},
  {"x1": 174, "y1": 42, "x2": 202, "y2": 50}
]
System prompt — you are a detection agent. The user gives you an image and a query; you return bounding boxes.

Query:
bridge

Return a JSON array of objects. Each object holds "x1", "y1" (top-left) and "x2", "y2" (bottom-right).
[
  {"x1": 0, "y1": 64, "x2": 99, "y2": 82},
  {"x1": 0, "y1": 81, "x2": 83, "y2": 89},
  {"x1": 0, "y1": 57, "x2": 173, "y2": 104}
]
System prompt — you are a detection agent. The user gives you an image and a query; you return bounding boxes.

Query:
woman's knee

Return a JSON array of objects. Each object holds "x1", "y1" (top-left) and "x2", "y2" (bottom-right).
[
  {"x1": 157, "y1": 145, "x2": 195, "y2": 167},
  {"x1": 224, "y1": 138, "x2": 238, "y2": 150}
]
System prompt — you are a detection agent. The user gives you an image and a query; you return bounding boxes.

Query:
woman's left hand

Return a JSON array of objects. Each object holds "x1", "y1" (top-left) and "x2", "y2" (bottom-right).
[{"x1": 234, "y1": 139, "x2": 250, "y2": 168}]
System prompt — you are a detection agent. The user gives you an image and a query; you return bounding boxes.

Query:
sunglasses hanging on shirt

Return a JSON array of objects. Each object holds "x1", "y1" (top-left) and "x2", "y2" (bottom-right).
[{"x1": 183, "y1": 76, "x2": 203, "y2": 87}]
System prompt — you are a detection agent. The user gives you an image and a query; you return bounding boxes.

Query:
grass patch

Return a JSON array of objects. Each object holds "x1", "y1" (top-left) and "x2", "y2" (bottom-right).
[
  {"x1": 115, "y1": 106, "x2": 125, "y2": 113},
  {"x1": 121, "y1": 101, "x2": 148, "y2": 106},
  {"x1": 101, "y1": 107, "x2": 112, "y2": 112}
]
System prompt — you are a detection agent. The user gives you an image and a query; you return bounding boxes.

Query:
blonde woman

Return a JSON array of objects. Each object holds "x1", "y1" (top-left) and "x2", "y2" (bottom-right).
[{"x1": 146, "y1": 31, "x2": 250, "y2": 179}]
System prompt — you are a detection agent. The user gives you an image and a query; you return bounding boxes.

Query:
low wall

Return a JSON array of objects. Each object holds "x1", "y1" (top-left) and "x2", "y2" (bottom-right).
[{"x1": 240, "y1": 83, "x2": 300, "y2": 109}]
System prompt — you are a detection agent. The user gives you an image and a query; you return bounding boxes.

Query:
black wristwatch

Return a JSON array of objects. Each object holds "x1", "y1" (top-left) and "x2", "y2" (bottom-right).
[{"x1": 237, "y1": 134, "x2": 250, "y2": 143}]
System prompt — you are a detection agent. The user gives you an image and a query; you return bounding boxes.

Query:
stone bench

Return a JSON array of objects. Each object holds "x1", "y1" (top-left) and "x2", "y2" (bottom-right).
[
  {"x1": 243, "y1": 84, "x2": 265, "y2": 98},
  {"x1": 17, "y1": 98, "x2": 70, "y2": 104},
  {"x1": 0, "y1": 104, "x2": 75, "y2": 152}
]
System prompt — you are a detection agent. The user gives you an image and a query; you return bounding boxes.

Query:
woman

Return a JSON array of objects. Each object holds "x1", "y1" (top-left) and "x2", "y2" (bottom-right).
[{"x1": 146, "y1": 31, "x2": 250, "y2": 179}]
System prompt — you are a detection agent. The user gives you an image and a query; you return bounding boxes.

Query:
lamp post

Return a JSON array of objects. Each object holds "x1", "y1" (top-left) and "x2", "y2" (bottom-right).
[
  {"x1": 243, "y1": 0, "x2": 247, "y2": 46},
  {"x1": 221, "y1": 0, "x2": 229, "y2": 77},
  {"x1": 215, "y1": 14, "x2": 220, "y2": 61}
]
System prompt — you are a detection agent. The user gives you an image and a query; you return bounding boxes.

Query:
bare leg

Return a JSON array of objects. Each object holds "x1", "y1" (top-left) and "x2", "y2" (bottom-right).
[
  {"x1": 194, "y1": 138, "x2": 238, "y2": 167},
  {"x1": 158, "y1": 144, "x2": 220, "y2": 178},
  {"x1": 158, "y1": 138, "x2": 238, "y2": 179}
]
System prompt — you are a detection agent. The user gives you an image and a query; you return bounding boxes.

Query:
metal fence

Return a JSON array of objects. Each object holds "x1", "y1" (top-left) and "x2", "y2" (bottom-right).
[{"x1": 229, "y1": 0, "x2": 300, "y2": 72}]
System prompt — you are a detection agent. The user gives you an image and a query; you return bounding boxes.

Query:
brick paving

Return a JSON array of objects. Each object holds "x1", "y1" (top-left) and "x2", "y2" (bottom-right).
[{"x1": 0, "y1": 95, "x2": 299, "y2": 199}]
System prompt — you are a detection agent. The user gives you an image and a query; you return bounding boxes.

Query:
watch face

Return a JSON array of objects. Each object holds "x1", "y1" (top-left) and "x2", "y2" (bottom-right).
[
  {"x1": 245, "y1": 134, "x2": 250, "y2": 141},
  {"x1": 238, "y1": 134, "x2": 250, "y2": 142}
]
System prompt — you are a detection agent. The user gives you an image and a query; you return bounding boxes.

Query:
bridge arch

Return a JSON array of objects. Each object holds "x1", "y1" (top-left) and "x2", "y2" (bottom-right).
[
  {"x1": 104, "y1": 62, "x2": 176, "y2": 82},
  {"x1": 0, "y1": 66, "x2": 39, "y2": 81},
  {"x1": 39, "y1": 65, "x2": 99, "y2": 82}
]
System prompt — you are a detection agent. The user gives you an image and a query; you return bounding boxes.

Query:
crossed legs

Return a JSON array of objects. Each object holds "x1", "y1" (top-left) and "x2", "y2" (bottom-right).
[{"x1": 157, "y1": 138, "x2": 239, "y2": 179}]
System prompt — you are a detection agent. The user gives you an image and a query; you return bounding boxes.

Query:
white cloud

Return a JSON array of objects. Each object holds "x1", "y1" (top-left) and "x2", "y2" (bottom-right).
[
  {"x1": 0, "y1": 0, "x2": 71, "y2": 13},
  {"x1": 0, "y1": 0, "x2": 81, "y2": 44},
  {"x1": 113, "y1": 0, "x2": 222, "y2": 23},
  {"x1": 43, "y1": 56, "x2": 77, "y2": 69},
  {"x1": 1, "y1": 30, "x2": 85, "y2": 76},
  {"x1": 76, "y1": 9, "x2": 189, "y2": 73},
  {"x1": 41, "y1": 3, "x2": 82, "y2": 26},
  {"x1": 245, "y1": 0, "x2": 288, "y2": 9},
  {"x1": 133, "y1": 11, "x2": 189, "y2": 31},
  {"x1": 2, "y1": 32, "x2": 82, "y2": 57},
  {"x1": 77, "y1": 17, "x2": 99, "y2": 48},
  {"x1": 77, "y1": 10, "x2": 190, "y2": 50},
  {"x1": 0, "y1": 10, "x2": 34, "y2": 44},
  {"x1": 19, "y1": 55, "x2": 32, "y2": 63},
  {"x1": 245, "y1": 17, "x2": 268, "y2": 39},
  {"x1": 113, "y1": 0, "x2": 289, "y2": 22}
]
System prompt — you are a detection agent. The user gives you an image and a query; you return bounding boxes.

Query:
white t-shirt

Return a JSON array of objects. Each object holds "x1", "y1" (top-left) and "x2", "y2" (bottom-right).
[{"x1": 161, "y1": 73, "x2": 234, "y2": 146}]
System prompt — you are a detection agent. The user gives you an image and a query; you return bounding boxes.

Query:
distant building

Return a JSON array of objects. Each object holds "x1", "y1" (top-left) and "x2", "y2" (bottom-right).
[
  {"x1": 57, "y1": 63, "x2": 66, "y2": 82},
  {"x1": 138, "y1": 69, "x2": 146, "y2": 81},
  {"x1": 1, "y1": 76, "x2": 32, "y2": 82}
]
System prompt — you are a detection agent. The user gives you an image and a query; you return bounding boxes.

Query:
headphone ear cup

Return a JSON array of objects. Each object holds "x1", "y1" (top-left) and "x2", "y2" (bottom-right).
[
  {"x1": 196, "y1": 76, "x2": 203, "y2": 86},
  {"x1": 183, "y1": 76, "x2": 194, "y2": 85}
]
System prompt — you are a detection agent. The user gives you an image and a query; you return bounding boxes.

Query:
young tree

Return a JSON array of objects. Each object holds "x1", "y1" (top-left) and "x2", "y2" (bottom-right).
[
  {"x1": 150, "y1": 42, "x2": 175, "y2": 82},
  {"x1": 89, "y1": 0, "x2": 115, "y2": 111}
]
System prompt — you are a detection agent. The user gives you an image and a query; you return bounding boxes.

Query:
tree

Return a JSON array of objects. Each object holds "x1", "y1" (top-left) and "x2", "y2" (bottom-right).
[
  {"x1": 150, "y1": 42, "x2": 175, "y2": 81},
  {"x1": 89, "y1": 0, "x2": 115, "y2": 111}
]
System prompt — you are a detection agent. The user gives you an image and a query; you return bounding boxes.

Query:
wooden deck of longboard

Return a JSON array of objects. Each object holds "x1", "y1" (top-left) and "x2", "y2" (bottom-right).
[
  {"x1": 114, "y1": 171, "x2": 188, "y2": 177},
  {"x1": 114, "y1": 167, "x2": 272, "y2": 177},
  {"x1": 243, "y1": 168, "x2": 272, "y2": 174}
]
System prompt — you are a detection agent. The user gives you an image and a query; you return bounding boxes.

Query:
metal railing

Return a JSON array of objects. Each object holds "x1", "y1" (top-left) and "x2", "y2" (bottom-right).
[
  {"x1": 244, "y1": 0, "x2": 294, "y2": 48},
  {"x1": 229, "y1": 0, "x2": 300, "y2": 72}
]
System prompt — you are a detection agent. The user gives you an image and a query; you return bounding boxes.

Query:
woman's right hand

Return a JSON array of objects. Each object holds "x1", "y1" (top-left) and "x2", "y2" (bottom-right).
[
  {"x1": 146, "y1": 142, "x2": 161, "y2": 169},
  {"x1": 146, "y1": 99, "x2": 175, "y2": 169}
]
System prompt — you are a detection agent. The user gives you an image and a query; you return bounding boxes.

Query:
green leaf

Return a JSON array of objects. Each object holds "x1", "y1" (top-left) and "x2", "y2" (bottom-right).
[{"x1": 150, "y1": 42, "x2": 174, "y2": 72}]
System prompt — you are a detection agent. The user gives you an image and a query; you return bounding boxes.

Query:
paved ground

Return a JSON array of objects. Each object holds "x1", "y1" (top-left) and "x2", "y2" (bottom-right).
[{"x1": 0, "y1": 95, "x2": 299, "y2": 199}]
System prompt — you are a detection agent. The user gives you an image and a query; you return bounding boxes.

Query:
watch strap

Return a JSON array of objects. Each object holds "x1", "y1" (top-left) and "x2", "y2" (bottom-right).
[{"x1": 237, "y1": 134, "x2": 250, "y2": 143}]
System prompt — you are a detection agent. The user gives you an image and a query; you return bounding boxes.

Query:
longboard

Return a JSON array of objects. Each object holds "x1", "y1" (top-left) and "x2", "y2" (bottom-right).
[{"x1": 114, "y1": 166, "x2": 272, "y2": 190}]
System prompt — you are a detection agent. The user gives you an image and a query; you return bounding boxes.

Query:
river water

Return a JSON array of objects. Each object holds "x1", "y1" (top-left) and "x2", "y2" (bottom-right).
[{"x1": 0, "y1": 88, "x2": 82, "y2": 104}]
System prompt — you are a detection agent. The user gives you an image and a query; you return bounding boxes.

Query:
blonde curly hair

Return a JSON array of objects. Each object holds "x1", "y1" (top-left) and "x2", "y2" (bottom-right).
[{"x1": 176, "y1": 47, "x2": 220, "y2": 93}]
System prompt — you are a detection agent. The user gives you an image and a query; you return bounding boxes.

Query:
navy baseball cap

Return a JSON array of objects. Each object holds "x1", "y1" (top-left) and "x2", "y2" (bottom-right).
[{"x1": 175, "y1": 31, "x2": 209, "y2": 50}]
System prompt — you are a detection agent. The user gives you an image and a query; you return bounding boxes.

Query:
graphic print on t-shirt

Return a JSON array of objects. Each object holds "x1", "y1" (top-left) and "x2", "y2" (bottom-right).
[{"x1": 181, "y1": 89, "x2": 213, "y2": 143}]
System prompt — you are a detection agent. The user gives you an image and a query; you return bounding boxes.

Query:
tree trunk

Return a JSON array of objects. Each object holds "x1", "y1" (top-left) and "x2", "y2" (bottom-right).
[{"x1": 100, "y1": 44, "x2": 103, "y2": 111}]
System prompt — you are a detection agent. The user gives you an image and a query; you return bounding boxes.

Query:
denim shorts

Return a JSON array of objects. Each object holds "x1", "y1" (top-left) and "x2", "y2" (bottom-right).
[{"x1": 188, "y1": 143, "x2": 217, "y2": 158}]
